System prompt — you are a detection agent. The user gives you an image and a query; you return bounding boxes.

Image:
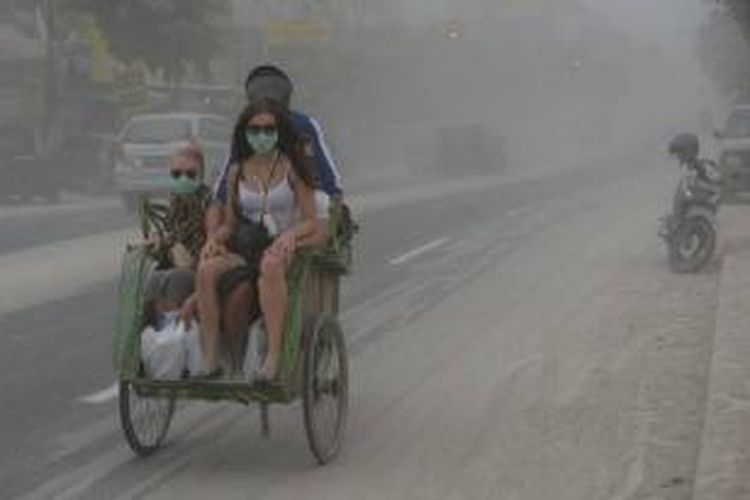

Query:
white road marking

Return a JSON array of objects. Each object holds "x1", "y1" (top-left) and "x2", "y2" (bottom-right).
[
  {"x1": 79, "y1": 382, "x2": 119, "y2": 404},
  {"x1": 390, "y1": 237, "x2": 450, "y2": 266}
]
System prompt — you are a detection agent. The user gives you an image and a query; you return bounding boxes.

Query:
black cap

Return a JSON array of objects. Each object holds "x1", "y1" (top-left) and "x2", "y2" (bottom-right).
[
  {"x1": 244, "y1": 64, "x2": 293, "y2": 107},
  {"x1": 668, "y1": 133, "x2": 700, "y2": 160}
]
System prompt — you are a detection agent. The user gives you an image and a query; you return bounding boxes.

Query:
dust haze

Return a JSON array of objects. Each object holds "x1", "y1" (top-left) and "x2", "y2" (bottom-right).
[
  {"x1": 275, "y1": 0, "x2": 722, "y2": 179},
  {"x1": 0, "y1": 0, "x2": 724, "y2": 195},
  {"x1": 2, "y1": 1, "x2": 744, "y2": 498}
]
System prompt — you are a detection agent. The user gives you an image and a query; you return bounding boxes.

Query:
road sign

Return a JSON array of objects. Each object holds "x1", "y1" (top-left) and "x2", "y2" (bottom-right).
[{"x1": 80, "y1": 18, "x2": 112, "y2": 82}]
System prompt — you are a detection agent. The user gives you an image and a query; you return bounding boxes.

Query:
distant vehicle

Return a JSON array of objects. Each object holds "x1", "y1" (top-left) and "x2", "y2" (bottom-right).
[
  {"x1": 112, "y1": 112, "x2": 231, "y2": 210},
  {"x1": 0, "y1": 124, "x2": 60, "y2": 203},
  {"x1": 715, "y1": 105, "x2": 750, "y2": 200}
]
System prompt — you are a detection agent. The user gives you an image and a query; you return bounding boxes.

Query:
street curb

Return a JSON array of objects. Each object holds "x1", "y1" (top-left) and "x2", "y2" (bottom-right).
[{"x1": 694, "y1": 205, "x2": 750, "y2": 499}]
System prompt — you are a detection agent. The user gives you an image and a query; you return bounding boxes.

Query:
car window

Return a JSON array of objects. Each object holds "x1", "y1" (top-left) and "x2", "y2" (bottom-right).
[
  {"x1": 123, "y1": 118, "x2": 192, "y2": 144},
  {"x1": 725, "y1": 112, "x2": 750, "y2": 139},
  {"x1": 198, "y1": 117, "x2": 231, "y2": 143}
]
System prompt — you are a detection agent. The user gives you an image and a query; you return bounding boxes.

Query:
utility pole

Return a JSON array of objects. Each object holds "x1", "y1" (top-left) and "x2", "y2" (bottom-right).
[{"x1": 39, "y1": 0, "x2": 58, "y2": 144}]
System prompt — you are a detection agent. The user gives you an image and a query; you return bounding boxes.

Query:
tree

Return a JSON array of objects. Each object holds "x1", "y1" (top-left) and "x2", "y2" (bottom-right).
[
  {"x1": 62, "y1": 0, "x2": 230, "y2": 83},
  {"x1": 714, "y1": 0, "x2": 750, "y2": 39},
  {"x1": 700, "y1": 1, "x2": 750, "y2": 97}
]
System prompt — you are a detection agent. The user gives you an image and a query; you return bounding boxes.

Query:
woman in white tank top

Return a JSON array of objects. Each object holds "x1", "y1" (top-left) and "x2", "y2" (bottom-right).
[{"x1": 194, "y1": 100, "x2": 323, "y2": 379}]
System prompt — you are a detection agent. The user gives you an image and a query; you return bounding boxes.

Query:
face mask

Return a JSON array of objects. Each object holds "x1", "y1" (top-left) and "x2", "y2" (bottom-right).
[
  {"x1": 246, "y1": 130, "x2": 279, "y2": 155},
  {"x1": 170, "y1": 175, "x2": 201, "y2": 195}
]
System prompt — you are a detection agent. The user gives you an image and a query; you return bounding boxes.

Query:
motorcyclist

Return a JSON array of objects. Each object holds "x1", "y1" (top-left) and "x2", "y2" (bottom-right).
[
  {"x1": 667, "y1": 133, "x2": 721, "y2": 213},
  {"x1": 660, "y1": 133, "x2": 721, "y2": 272}
]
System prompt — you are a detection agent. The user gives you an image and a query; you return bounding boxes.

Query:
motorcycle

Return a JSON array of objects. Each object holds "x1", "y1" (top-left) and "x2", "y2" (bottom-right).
[{"x1": 658, "y1": 165, "x2": 720, "y2": 273}]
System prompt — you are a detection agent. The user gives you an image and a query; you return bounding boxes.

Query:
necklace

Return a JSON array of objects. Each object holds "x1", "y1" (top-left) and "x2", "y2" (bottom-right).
[{"x1": 242, "y1": 151, "x2": 281, "y2": 219}]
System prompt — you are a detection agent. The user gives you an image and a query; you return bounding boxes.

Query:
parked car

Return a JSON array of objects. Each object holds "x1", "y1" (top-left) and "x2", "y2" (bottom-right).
[
  {"x1": 0, "y1": 124, "x2": 60, "y2": 203},
  {"x1": 112, "y1": 112, "x2": 231, "y2": 210},
  {"x1": 716, "y1": 105, "x2": 750, "y2": 200}
]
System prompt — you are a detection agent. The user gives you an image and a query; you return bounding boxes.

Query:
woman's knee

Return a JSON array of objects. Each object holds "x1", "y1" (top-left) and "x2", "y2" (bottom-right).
[
  {"x1": 260, "y1": 253, "x2": 284, "y2": 278},
  {"x1": 259, "y1": 255, "x2": 286, "y2": 289}
]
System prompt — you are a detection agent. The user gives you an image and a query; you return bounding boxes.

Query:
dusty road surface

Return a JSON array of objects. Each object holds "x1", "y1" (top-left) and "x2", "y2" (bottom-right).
[{"x1": 2, "y1": 156, "x2": 721, "y2": 500}]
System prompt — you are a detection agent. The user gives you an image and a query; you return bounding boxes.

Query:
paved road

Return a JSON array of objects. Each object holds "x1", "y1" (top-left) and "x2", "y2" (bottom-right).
[
  {"x1": 0, "y1": 157, "x2": 721, "y2": 499},
  {"x1": 0, "y1": 198, "x2": 127, "y2": 256}
]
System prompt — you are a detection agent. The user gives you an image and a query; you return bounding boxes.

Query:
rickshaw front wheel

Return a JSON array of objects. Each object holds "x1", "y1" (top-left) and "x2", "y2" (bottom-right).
[
  {"x1": 119, "y1": 380, "x2": 175, "y2": 457},
  {"x1": 302, "y1": 315, "x2": 349, "y2": 465}
]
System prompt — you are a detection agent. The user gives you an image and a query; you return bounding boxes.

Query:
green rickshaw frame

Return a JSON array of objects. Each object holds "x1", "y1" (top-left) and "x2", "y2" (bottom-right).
[{"x1": 113, "y1": 197, "x2": 355, "y2": 464}]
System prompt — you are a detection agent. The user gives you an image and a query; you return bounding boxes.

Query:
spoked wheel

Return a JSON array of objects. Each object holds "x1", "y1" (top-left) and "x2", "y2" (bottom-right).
[
  {"x1": 669, "y1": 215, "x2": 716, "y2": 273},
  {"x1": 302, "y1": 315, "x2": 349, "y2": 465},
  {"x1": 119, "y1": 380, "x2": 175, "y2": 457}
]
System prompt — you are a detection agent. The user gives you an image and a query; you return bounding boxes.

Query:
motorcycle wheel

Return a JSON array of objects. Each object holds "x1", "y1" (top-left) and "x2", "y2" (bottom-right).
[{"x1": 668, "y1": 215, "x2": 716, "y2": 273}]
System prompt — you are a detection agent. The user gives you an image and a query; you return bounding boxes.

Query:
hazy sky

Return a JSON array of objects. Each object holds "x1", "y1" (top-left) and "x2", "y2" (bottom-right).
[
  {"x1": 393, "y1": 0, "x2": 709, "y2": 50},
  {"x1": 583, "y1": 0, "x2": 707, "y2": 51}
]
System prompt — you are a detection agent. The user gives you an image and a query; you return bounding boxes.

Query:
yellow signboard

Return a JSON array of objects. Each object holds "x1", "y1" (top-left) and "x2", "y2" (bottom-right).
[
  {"x1": 267, "y1": 19, "x2": 329, "y2": 46},
  {"x1": 80, "y1": 17, "x2": 113, "y2": 82}
]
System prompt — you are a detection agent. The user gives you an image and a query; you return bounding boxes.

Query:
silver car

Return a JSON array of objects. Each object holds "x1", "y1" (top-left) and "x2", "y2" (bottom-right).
[{"x1": 113, "y1": 112, "x2": 231, "y2": 209}]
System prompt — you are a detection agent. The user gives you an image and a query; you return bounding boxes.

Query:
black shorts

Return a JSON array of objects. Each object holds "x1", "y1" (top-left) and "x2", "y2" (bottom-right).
[{"x1": 217, "y1": 265, "x2": 259, "y2": 301}]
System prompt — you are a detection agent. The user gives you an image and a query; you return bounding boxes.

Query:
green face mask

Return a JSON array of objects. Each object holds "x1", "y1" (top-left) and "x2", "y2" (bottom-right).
[
  {"x1": 170, "y1": 175, "x2": 201, "y2": 195},
  {"x1": 246, "y1": 130, "x2": 279, "y2": 155}
]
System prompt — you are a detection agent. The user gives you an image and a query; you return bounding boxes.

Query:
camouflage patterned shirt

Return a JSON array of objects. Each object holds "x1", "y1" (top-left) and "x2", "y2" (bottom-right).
[{"x1": 164, "y1": 186, "x2": 209, "y2": 263}]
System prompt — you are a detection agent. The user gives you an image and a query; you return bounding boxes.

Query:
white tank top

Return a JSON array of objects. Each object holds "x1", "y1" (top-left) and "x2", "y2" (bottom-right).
[{"x1": 237, "y1": 172, "x2": 297, "y2": 234}]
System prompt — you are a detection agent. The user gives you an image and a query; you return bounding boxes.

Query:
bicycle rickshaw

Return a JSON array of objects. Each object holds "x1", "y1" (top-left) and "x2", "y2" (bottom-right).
[{"x1": 113, "y1": 198, "x2": 355, "y2": 464}]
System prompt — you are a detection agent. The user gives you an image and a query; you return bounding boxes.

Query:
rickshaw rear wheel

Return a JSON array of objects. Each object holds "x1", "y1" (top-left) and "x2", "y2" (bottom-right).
[
  {"x1": 119, "y1": 380, "x2": 175, "y2": 457},
  {"x1": 302, "y1": 315, "x2": 349, "y2": 465}
]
